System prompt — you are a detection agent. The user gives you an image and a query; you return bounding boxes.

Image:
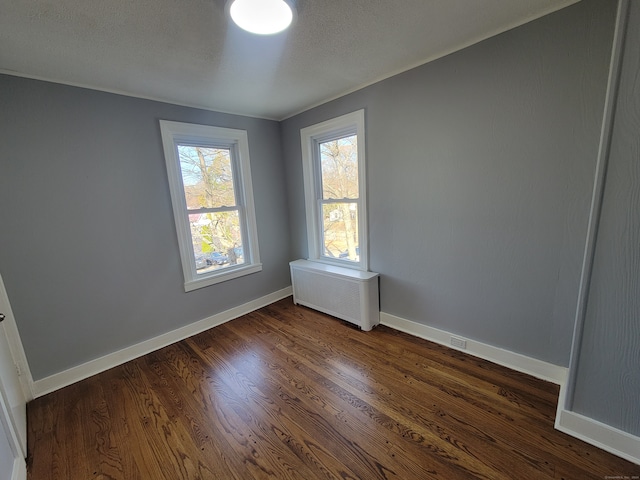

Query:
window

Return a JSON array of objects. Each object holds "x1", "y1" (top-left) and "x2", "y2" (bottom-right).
[
  {"x1": 300, "y1": 110, "x2": 368, "y2": 270},
  {"x1": 160, "y1": 121, "x2": 261, "y2": 291}
]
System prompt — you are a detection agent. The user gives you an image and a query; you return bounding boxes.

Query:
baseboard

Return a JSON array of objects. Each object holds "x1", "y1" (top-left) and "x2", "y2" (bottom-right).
[
  {"x1": 32, "y1": 287, "x2": 293, "y2": 397},
  {"x1": 555, "y1": 409, "x2": 640, "y2": 466},
  {"x1": 11, "y1": 457, "x2": 26, "y2": 480},
  {"x1": 380, "y1": 312, "x2": 568, "y2": 385},
  {"x1": 555, "y1": 383, "x2": 640, "y2": 466}
]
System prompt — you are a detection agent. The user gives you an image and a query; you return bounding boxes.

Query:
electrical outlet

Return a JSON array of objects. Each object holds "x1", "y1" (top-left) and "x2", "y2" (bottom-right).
[{"x1": 450, "y1": 336, "x2": 467, "y2": 349}]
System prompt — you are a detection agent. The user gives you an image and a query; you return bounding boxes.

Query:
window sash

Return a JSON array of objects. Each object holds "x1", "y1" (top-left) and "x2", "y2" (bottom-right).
[
  {"x1": 178, "y1": 143, "x2": 247, "y2": 264},
  {"x1": 318, "y1": 134, "x2": 359, "y2": 201},
  {"x1": 177, "y1": 144, "x2": 238, "y2": 210},
  {"x1": 318, "y1": 200, "x2": 360, "y2": 262},
  {"x1": 187, "y1": 205, "x2": 241, "y2": 214}
]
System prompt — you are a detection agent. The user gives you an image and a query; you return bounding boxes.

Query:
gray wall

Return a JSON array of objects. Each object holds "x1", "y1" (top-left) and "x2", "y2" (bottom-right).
[
  {"x1": 282, "y1": 0, "x2": 616, "y2": 366},
  {"x1": 571, "y1": 0, "x2": 640, "y2": 436},
  {"x1": 0, "y1": 76, "x2": 291, "y2": 380}
]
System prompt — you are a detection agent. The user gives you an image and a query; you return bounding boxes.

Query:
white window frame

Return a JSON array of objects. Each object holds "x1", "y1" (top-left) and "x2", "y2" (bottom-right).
[
  {"x1": 160, "y1": 120, "x2": 261, "y2": 292},
  {"x1": 300, "y1": 109, "x2": 368, "y2": 271}
]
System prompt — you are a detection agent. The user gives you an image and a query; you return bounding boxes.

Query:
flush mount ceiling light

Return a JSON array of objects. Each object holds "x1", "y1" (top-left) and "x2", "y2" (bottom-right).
[{"x1": 227, "y1": 0, "x2": 295, "y2": 35}]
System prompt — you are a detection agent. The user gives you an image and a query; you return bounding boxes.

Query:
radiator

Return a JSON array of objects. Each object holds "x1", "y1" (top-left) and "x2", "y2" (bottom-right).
[{"x1": 289, "y1": 259, "x2": 380, "y2": 331}]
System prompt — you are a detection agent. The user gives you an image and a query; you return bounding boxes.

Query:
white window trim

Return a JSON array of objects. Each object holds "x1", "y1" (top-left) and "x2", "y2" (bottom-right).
[
  {"x1": 300, "y1": 109, "x2": 368, "y2": 271},
  {"x1": 160, "y1": 120, "x2": 261, "y2": 292}
]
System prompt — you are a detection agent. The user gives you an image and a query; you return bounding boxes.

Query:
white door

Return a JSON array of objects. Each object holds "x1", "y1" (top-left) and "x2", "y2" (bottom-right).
[{"x1": 0, "y1": 272, "x2": 30, "y2": 461}]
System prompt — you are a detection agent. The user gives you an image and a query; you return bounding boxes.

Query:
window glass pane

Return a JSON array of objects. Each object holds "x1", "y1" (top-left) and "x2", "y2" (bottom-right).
[
  {"x1": 189, "y1": 210, "x2": 245, "y2": 274},
  {"x1": 321, "y1": 202, "x2": 359, "y2": 262},
  {"x1": 319, "y1": 135, "x2": 358, "y2": 200},
  {"x1": 178, "y1": 145, "x2": 236, "y2": 209}
]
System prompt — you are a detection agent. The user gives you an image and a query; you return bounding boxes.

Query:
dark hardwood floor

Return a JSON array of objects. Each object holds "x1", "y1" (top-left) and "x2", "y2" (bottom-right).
[{"x1": 27, "y1": 297, "x2": 639, "y2": 479}]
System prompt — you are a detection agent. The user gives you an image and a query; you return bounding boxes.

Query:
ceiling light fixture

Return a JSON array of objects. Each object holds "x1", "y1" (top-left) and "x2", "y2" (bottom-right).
[{"x1": 227, "y1": 0, "x2": 295, "y2": 35}]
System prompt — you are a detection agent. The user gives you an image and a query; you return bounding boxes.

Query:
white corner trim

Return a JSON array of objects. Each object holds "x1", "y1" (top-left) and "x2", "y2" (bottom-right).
[
  {"x1": 11, "y1": 457, "x2": 26, "y2": 480},
  {"x1": 551, "y1": 2, "x2": 639, "y2": 466},
  {"x1": 32, "y1": 287, "x2": 292, "y2": 397},
  {"x1": 380, "y1": 312, "x2": 568, "y2": 385},
  {"x1": 555, "y1": 408, "x2": 640, "y2": 466}
]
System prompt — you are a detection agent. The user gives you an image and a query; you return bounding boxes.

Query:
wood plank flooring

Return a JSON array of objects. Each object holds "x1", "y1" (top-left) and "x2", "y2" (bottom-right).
[{"x1": 27, "y1": 297, "x2": 639, "y2": 479}]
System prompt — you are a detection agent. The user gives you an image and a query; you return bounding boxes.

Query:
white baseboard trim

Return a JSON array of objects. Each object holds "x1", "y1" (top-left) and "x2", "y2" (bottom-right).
[
  {"x1": 11, "y1": 457, "x2": 26, "y2": 480},
  {"x1": 556, "y1": 409, "x2": 640, "y2": 466},
  {"x1": 32, "y1": 287, "x2": 293, "y2": 398},
  {"x1": 555, "y1": 383, "x2": 640, "y2": 466},
  {"x1": 380, "y1": 312, "x2": 568, "y2": 385}
]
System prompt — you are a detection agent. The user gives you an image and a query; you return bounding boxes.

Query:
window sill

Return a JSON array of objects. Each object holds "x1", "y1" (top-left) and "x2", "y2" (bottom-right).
[
  {"x1": 184, "y1": 263, "x2": 263, "y2": 292},
  {"x1": 310, "y1": 256, "x2": 367, "y2": 272}
]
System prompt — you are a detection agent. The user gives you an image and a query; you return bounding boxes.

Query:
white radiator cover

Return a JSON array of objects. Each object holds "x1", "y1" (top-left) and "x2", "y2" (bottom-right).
[{"x1": 289, "y1": 259, "x2": 380, "y2": 331}]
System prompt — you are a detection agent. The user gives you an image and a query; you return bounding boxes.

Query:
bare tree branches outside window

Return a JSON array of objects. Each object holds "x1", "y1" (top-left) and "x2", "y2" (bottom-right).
[
  {"x1": 319, "y1": 135, "x2": 359, "y2": 261},
  {"x1": 178, "y1": 146, "x2": 244, "y2": 272}
]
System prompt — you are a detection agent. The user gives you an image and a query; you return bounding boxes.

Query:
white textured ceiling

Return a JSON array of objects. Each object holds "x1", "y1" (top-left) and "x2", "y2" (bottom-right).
[{"x1": 0, "y1": 0, "x2": 579, "y2": 120}]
